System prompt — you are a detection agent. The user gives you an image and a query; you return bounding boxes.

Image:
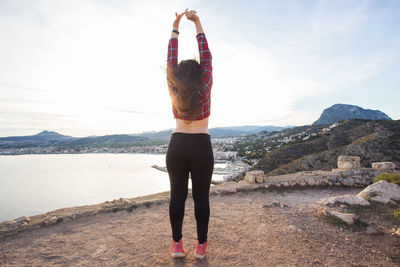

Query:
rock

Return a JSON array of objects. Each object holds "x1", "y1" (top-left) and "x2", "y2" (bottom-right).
[
  {"x1": 341, "y1": 171, "x2": 354, "y2": 178},
  {"x1": 330, "y1": 173, "x2": 340, "y2": 182},
  {"x1": 326, "y1": 210, "x2": 357, "y2": 225},
  {"x1": 282, "y1": 181, "x2": 290, "y2": 187},
  {"x1": 318, "y1": 195, "x2": 370, "y2": 206},
  {"x1": 366, "y1": 226, "x2": 380, "y2": 235},
  {"x1": 357, "y1": 181, "x2": 400, "y2": 204},
  {"x1": 2, "y1": 216, "x2": 31, "y2": 228},
  {"x1": 45, "y1": 216, "x2": 58, "y2": 226},
  {"x1": 2, "y1": 220, "x2": 17, "y2": 228},
  {"x1": 300, "y1": 181, "x2": 307, "y2": 187},
  {"x1": 395, "y1": 228, "x2": 400, "y2": 237},
  {"x1": 308, "y1": 178, "x2": 316, "y2": 186},
  {"x1": 287, "y1": 224, "x2": 302, "y2": 232},
  {"x1": 262, "y1": 201, "x2": 284, "y2": 208},
  {"x1": 239, "y1": 180, "x2": 249, "y2": 184},
  {"x1": 372, "y1": 162, "x2": 396, "y2": 172},
  {"x1": 289, "y1": 181, "x2": 297, "y2": 186},
  {"x1": 316, "y1": 207, "x2": 328, "y2": 216},
  {"x1": 342, "y1": 178, "x2": 355, "y2": 187},
  {"x1": 337, "y1": 156, "x2": 361, "y2": 170},
  {"x1": 244, "y1": 170, "x2": 264, "y2": 184},
  {"x1": 256, "y1": 175, "x2": 264, "y2": 184},
  {"x1": 316, "y1": 207, "x2": 357, "y2": 225},
  {"x1": 15, "y1": 216, "x2": 30, "y2": 223}
]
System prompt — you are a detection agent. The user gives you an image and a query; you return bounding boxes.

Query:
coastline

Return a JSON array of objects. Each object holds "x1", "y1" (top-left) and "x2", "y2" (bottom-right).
[
  {"x1": 1, "y1": 166, "x2": 389, "y2": 240},
  {"x1": 0, "y1": 153, "x2": 249, "y2": 225}
]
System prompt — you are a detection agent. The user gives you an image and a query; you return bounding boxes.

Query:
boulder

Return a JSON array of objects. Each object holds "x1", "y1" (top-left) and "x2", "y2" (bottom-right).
[
  {"x1": 357, "y1": 181, "x2": 400, "y2": 204},
  {"x1": 244, "y1": 170, "x2": 264, "y2": 184},
  {"x1": 327, "y1": 210, "x2": 357, "y2": 225},
  {"x1": 317, "y1": 207, "x2": 357, "y2": 225},
  {"x1": 337, "y1": 156, "x2": 361, "y2": 170},
  {"x1": 318, "y1": 195, "x2": 370, "y2": 206},
  {"x1": 372, "y1": 162, "x2": 396, "y2": 172}
]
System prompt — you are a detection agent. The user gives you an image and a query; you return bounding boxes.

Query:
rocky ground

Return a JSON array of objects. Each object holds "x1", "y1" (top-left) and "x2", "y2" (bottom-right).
[{"x1": 1, "y1": 186, "x2": 400, "y2": 266}]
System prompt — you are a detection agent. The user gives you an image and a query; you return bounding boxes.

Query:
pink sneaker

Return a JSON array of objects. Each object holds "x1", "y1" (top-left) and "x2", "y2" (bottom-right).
[
  {"x1": 194, "y1": 241, "x2": 208, "y2": 259},
  {"x1": 171, "y1": 239, "x2": 186, "y2": 258}
]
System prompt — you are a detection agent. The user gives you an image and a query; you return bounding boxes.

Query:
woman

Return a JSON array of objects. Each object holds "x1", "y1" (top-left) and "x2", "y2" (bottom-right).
[{"x1": 166, "y1": 9, "x2": 213, "y2": 260}]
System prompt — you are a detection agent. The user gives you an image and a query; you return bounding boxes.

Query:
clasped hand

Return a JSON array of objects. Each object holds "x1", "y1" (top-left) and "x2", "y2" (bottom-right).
[{"x1": 173, "y1": 8, "x2": 199, "y2": 30}]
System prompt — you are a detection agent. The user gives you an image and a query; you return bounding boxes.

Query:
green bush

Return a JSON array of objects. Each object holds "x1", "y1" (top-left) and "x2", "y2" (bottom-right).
[
  {"x1": 126, "y1": 204, "x2": 138, "y2": 212},
  {"x1": 374, "y1": 172, "x2": 400, "y2": 185},
  {"x1": 394, "y1": 208, "x2": 400, "y2": 218}
]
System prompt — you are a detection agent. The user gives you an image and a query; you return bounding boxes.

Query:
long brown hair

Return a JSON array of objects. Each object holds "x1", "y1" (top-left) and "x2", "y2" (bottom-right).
[{"x1": 167, "y1": 59, "x2": 202, "y2": 122}]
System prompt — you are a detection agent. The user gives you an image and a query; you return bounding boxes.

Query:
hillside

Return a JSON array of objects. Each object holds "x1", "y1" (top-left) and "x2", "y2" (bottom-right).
[
  {"x1": 0, "y1": 125, "x2": 289, "y2": 149},
  {"x1": 250, "y1": 119, "x2": 400, "y2": 176}
]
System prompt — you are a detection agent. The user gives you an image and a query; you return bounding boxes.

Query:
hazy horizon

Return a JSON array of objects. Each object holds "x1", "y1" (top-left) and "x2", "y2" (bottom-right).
[
  {"x1": 1, "y1": 0, "x2": 399, "y2": 137},
  {"x1": 0, "y1": 123, "x2": 294, "y2": 138}
]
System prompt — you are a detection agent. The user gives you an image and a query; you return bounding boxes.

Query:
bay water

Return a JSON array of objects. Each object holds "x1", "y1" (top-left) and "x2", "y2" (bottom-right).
[{"x1": 0, "y1": 153, "x2": 198, "y2": 222}]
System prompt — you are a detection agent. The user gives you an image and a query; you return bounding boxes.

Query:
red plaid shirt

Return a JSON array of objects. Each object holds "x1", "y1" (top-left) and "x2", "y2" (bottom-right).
[{"x1": 167, "y1": 33, "x2": 213, "y2": 120}]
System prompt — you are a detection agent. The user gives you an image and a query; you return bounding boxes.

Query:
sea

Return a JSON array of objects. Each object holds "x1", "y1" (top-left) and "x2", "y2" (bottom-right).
[{"x1": 0, "y1": 153, "x2": 225, "y2": 223}]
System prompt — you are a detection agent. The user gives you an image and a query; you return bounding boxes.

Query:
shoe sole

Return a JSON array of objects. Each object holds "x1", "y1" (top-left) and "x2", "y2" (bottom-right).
[
  {"x1": 194, "y1": 252, "x2": 205, "y2": 259},
  {"x1": 172, "y1": 252, "x2": 185, "y2": 258}
]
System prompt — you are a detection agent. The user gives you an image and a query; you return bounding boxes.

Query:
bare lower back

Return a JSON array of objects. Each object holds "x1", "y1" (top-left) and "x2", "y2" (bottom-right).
[{"x1": 174, "y1": 117, "x2": 209, "y2": 134}]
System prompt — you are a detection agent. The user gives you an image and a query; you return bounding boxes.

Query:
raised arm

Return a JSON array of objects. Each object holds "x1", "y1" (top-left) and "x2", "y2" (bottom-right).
[
  {"x1": 186, "y1": 10, "x2": 212, "y2": 89},
  {"x1": 167, "y1": 11, "x2": 185, "y2": 67}
]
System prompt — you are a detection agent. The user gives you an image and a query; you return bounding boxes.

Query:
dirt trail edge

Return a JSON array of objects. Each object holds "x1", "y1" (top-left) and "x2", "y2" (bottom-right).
[{"x1": 1, "y1": 185, "x2": 400, "y2": 266}]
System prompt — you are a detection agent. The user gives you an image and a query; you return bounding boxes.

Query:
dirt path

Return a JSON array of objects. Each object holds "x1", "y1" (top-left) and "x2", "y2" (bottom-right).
[{"x1": 0, "y1": 187, "x2": 399, "y2": 266}]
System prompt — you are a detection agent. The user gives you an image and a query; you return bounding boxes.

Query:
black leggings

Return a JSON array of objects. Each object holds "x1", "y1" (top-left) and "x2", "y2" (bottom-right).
[{"x1": 166, "y1": 132, "x2": 214, "y2": 244}]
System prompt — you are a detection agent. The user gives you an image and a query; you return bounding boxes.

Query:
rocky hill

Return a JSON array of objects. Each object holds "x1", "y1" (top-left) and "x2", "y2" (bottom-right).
[
  {"x1": 313, "y1": 104, "x2": 392, "y2": 125},
  {"x1": 252, "y1": 119, "x2": 400, "y2": 176}
]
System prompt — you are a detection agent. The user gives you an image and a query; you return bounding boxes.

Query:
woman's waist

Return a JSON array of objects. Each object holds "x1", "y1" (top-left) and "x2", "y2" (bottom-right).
[{"x1": 174, "y1": 118, "x2": 209, "y2": 134}]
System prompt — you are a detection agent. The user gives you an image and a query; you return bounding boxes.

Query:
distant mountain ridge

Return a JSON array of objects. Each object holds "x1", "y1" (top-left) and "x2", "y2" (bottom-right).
[
  {"x1": 0, "y1": 125, "x2": 291, "y2": 149},
  {"x1": 313, "y1": 104, "x2": 391, "y2": 125}
]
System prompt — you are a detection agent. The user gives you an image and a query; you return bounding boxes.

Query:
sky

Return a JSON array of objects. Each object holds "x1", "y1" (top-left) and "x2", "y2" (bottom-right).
[{"x1": 0, "y1": 0, "x2": 399, "y2": 137}]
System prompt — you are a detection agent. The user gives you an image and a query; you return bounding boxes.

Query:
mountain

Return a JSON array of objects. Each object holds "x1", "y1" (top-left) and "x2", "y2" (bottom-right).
[
  {"x1": 0, "y1": 125, "x2": 290, "y2": 149},
  {"x1": 138, "y1": 125, "x2": 291, "y2": 140},
  {"x1": 208, "y1": 125, "x2": 289, "y2": 138},
  {"x1": 0, "y1": 131, "x2": 148, "y2": 149},
  {"x1": 251, "y1": 119, "x2": 400, "y2": 176},
  {"x1": 0, "y1": 130, "x2": 75, "y2": 148},
  {"x1": 0, "y1": 130, "x2": 71, "y2": 141},
  {"x1": 313, "y1": 104, "x2": 392, "y2": 125}
]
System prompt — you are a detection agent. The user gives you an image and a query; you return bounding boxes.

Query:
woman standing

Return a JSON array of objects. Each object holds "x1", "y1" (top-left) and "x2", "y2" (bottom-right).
[{"x1": 166, "y1": 9, "x2": 213, "y2": 259}]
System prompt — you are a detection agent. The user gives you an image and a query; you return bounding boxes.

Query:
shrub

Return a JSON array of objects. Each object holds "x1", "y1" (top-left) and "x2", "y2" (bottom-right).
[
  {"x1": 126, "y1": 204, "x2": 138, "y2": 212},
  {"x1": 374, "y1": 172, "x2": 400, "y2": 185},
  {"x1": 394, "y1": 208, "x2": 400, "y2": 218}
]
